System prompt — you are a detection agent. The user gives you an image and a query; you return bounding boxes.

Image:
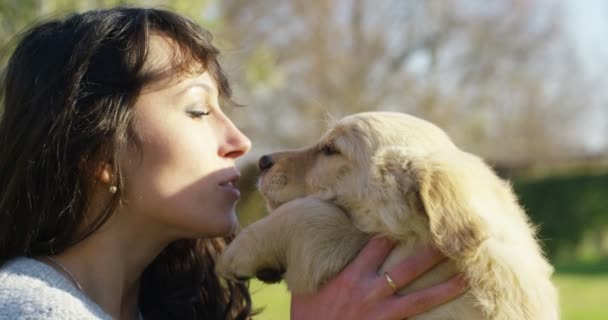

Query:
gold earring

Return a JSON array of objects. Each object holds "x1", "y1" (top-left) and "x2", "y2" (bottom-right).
[{"x1": 109, "y1": 185, "x2": 118, "y2": 194}]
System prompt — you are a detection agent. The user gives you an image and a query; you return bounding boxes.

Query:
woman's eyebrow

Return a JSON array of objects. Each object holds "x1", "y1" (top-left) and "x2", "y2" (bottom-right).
[{"x1": 174, "y1": 82, "x2": 213, "y2": 97}]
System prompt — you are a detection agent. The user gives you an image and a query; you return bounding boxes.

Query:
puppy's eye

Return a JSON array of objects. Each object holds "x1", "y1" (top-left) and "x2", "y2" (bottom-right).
[{"x1": 320, "y1": 144, "x2": 340, "y2": 156}]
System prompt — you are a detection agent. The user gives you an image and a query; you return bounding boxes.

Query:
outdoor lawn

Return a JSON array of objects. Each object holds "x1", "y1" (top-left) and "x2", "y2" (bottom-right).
[
  {"x1": 555, "y1": 274, "x2": 608, "y2": 320},
  {"x1": 553, "y1": 259, "x2": 608, "y2": 320},
  {"x1": 250, "y1": 269, "x2": 608, "y2": 319}
]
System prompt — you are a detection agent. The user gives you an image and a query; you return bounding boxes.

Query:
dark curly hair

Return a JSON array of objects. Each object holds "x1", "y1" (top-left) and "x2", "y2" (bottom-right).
[{"x1": 0, "y1": 7, "x2": 252, "y2": 319}]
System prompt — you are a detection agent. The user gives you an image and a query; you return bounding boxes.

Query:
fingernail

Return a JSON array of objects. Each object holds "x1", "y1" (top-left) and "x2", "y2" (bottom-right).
[{"x1": 371, "y1": 234, "x2": 395, "y2": 246}]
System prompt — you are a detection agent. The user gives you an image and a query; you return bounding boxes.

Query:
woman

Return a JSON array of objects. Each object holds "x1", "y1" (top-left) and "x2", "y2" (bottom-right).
[{"x1": 0, "y1": 7, "x2": 465, "y2": 319}]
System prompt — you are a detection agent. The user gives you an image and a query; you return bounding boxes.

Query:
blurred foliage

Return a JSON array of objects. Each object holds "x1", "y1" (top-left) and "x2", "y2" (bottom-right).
[
  {"x1": 555, "y1": 257, "x2": 608, "y2": 275},
  {"x1": 515, "y1": 171, "x2": 608, "y2": 260},
  {"x1": 243, "y1": 46, "x2": 285, "y2": 92}
]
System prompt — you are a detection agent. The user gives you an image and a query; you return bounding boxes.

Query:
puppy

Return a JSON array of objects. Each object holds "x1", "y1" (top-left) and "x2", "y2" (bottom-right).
[{"x1": 216, "y1": 112, "x2": 559, "y2": 319}]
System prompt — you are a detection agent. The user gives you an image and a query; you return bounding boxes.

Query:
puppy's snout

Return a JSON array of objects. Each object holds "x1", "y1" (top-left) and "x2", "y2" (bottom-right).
[{"x1": 258, "y1": 155, "x2": 274, "y2": 171}]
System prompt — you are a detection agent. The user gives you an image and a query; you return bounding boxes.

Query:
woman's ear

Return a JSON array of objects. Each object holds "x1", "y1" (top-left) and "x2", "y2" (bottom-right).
[{"x1": 415, "y1": 151, "x2": 488, "y2": 258}]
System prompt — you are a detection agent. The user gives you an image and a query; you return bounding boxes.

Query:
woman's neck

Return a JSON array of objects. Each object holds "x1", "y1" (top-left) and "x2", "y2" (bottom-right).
[{"x1": 50, "y1": 212, "x2": 172, "y2": 320}]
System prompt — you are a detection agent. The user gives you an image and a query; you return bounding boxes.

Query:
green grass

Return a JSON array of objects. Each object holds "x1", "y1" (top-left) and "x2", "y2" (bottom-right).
[
  {"x1": 554, "y1": 258, "x2": 608, "y2": 320},
  {"x1": 250, "y1": 281, "x2": 291, "y2": 319},
  {"x1": 250, "y1": 272, "x2": 608, "y2": 320},
  {"x1": 554, "y1": 274, "x2": 608, "y2": 320}
]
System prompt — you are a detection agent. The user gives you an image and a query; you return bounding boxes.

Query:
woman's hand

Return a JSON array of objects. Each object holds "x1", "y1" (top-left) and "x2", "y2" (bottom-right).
[{"x1": 290, "y1": 237, "x2": 467, "y2": 320}]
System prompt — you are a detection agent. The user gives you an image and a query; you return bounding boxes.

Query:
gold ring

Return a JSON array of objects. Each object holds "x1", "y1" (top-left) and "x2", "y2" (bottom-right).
[{"x1": 384, "y1": 272, "x2": 397, "y2": 291}]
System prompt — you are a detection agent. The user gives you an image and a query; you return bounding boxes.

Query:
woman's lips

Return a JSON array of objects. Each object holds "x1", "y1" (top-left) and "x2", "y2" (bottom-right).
[{"x1": 219, "y1": 174, "x2": 241, "y2": 198}]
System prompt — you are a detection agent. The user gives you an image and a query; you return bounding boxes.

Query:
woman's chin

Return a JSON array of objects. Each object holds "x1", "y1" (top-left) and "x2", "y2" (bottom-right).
[{"x1": 203, "y1": 211, "x2": 238, "y2": 238}]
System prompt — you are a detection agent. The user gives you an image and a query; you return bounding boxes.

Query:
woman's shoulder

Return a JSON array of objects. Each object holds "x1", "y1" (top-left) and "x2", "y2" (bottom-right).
[
  {"x1": 0, "y1": 256, "x2": 77, "y2": 295},
  {"x1": 0, "y1": 257, "x2": 112, "y2": 319}
]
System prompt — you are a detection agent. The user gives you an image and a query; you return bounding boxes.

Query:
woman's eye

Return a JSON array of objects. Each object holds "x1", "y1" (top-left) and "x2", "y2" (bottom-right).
[
  {"x1": 187, "y1": 109, "x2": 211, "y2": 118},
  {"x1": 320, "y1": 144, "x2": 339, "y2": 156}
]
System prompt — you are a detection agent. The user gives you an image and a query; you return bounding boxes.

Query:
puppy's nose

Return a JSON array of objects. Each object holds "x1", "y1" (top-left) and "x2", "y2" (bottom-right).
[{"x1": 258, "y1": 155, "x2": 274, "y2": 171}]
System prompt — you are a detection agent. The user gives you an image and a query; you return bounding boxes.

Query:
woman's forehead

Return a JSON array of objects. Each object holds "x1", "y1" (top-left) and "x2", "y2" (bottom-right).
[{"x1": 140, "y1": 35, "x2": 217, "y2": 94}]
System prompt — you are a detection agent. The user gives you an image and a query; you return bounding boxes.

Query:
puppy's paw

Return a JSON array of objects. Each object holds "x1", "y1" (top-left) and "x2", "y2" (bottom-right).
[
  {"x1": 215, "y1": 241, "x2": 259, "y2": 281},
  {"x1": 216, "y1": 234, "x2": 285, "y2": 283}
]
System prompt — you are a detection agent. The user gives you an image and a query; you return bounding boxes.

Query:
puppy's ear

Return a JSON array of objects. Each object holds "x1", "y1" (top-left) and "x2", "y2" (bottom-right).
[
  {"x1": 414, "y1": 151, "x2": 488, "y2": 258},
  {"x1": 371, "y1": 147, "x2": 488, "y2": 257}
]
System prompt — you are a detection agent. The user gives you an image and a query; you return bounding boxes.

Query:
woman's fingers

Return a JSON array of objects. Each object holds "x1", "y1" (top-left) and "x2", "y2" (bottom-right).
[
  {"x1": 374, "y1": 246, "x2": 446, "y2": 297},
  {"x1": 291, "y1": 240, "x2": 467, "y2": 320},
  {"x1": 345, "y1": 236, "x2": 396, "y2": 276},
  {"x1": 381, "y1": 273, "x2": 468, "y2": 320}
]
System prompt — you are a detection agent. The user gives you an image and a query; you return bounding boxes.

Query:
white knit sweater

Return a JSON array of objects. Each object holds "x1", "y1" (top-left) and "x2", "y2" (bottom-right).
[{"x1": 0, "y1": 257, "x2": 114, "y2": 319}]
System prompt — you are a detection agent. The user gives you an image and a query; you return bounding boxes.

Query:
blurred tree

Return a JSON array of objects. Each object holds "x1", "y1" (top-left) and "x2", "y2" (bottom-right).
[{"x1": 217, "y1": 0, "x2": 593, "y2": 168}]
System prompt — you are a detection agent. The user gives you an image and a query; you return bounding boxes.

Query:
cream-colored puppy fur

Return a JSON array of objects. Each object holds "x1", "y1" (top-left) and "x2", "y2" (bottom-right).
[{"x1": 216, "y1": 112, "x2": 559, "y2": 319}]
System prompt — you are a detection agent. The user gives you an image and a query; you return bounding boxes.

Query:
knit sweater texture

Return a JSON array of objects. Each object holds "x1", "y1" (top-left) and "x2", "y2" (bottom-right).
[{"x1": 0, "y1": 257, "x2": 114, "y2": 319}]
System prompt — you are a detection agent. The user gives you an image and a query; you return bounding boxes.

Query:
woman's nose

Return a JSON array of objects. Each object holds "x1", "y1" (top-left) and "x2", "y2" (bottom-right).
[{"x1": 220, "y1": 119, "x2": 251, "y2": 159}]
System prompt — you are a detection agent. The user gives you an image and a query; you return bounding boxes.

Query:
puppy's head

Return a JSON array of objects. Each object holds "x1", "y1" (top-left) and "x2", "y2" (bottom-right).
[
  {"x1": 259, "y1": 111, "x2": 490, "y2": 257},
  {"x1": 258, "y1": 111, "x2": 454, "y2": 213}
]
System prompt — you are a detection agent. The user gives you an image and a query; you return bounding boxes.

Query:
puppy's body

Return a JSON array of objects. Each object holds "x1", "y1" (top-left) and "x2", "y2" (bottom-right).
[{"x1": 217, "y1": 112, "x2": 558, "y2": 319}]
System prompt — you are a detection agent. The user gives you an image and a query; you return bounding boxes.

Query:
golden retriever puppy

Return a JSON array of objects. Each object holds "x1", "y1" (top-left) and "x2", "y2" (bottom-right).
[{"x1": 216, "y1": 112, "x2": 559, "y2": 319}]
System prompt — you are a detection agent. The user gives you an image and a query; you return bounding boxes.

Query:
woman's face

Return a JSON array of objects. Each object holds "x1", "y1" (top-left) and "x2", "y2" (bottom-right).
[{"x1": 119, "y1": 36, "x2": 251, "y2": 239}]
